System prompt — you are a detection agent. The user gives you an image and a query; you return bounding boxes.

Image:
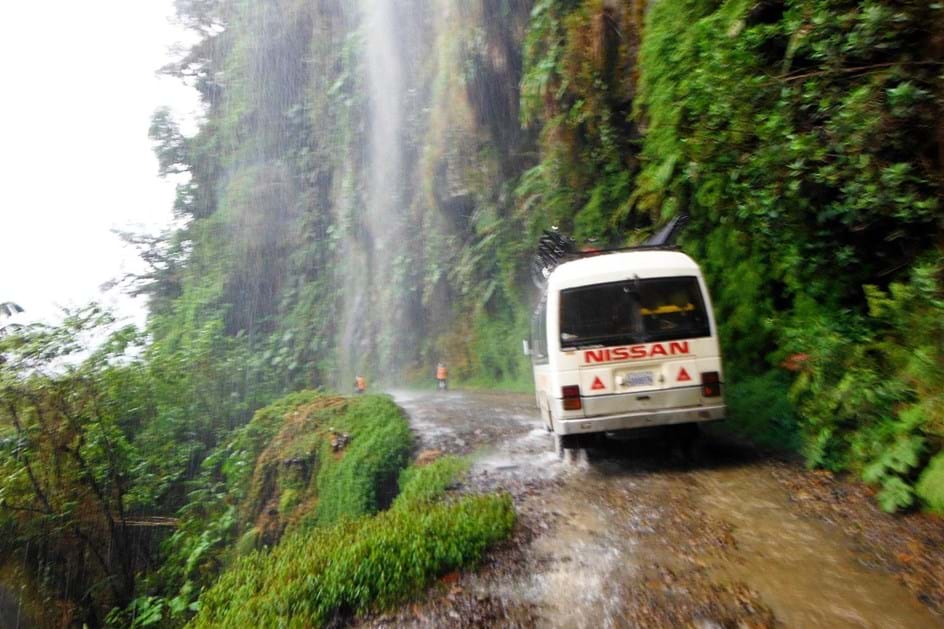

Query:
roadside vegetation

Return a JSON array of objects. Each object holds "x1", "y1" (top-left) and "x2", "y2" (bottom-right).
[
  {"x1": 139, "y1": 393, "x2": 414, "y2": 622},
  {"x1": 146, "y1": 396, "x2": 509, "y2": 628},
  {"x1": 0, "y1": 312, "x2": 512, "y2": 626},
  {"x1": 192, "y1": 460, "x2": 513, "y2": 628},
  {"x1": 633, "y1": 0, "x2": 943, "y2": 513}
]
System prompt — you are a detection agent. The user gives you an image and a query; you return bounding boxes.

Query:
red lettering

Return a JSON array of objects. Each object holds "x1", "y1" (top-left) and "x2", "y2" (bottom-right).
[
  {"x1": 669, "y1": 341, "x2": 690, "y2": 355},
  {"x1": 585, "y1": 350, "x2": 606, "y2": 364},
  {"x1": 585, "y1": 341, "x2": 694, "y2": 364},
  {"x1": 611, "y1": 347, "x2": 630, "y2": 361}
]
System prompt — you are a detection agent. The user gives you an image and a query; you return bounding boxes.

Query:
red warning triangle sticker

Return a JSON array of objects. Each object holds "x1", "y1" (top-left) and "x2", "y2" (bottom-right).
[
  {"x1": 591, "y1": 376, "x2": 606, "y2": 391},
  {"x1": 677, "y1": 367, "x2": 692, "y2": 382}
]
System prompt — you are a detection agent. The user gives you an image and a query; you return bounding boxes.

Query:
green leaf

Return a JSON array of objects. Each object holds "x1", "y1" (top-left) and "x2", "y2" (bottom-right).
[{"x1": 877, "y1": 476, "x2": 914, "y2": 513}]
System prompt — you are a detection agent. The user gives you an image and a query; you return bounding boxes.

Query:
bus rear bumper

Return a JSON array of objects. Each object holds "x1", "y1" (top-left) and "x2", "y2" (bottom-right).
[{"x1": 555, "y1": 404, "x2": 725, "y2": 435}]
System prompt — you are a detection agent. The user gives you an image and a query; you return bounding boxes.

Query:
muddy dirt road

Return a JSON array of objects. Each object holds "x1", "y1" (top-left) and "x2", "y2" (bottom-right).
[{"x1": 369, "y1": 390, "x2": 944, "y2": 629}]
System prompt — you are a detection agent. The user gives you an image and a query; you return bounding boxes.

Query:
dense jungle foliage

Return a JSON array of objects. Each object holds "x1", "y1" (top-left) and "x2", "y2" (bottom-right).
[
  {"x1": 1, "y1": 0, "x2": 942, "y2": 625},
  {"x1": 633, "y1": 0, "x2": 943, "y2": 513}
]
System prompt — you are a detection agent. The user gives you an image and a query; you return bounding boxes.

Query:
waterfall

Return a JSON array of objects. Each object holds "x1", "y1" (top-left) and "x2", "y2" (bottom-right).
[
  {"x1": 365, "y1": 0, "x2": 403, "y2": 245},
  {"x1": 339, "y1": 0, "x2": 407, "y2": 386}
]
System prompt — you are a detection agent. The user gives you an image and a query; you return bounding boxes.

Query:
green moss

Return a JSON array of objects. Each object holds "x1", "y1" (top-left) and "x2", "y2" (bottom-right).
[
  {"x1": 234, "y1": 528, "x2": 262, "y2": 556},
  {"x1": 313, "y1": 396, "x2": 413, "y2": 525},
  {"x1": 157, "y1": 392, "x2": 413, "y2": 619},
  {"x1": 278, "y1": 489, "x2": 301, "y2": 515},
  {"x1": 235, "y1": 390, "x2": 328, "y2": 474},
  {"x1": 394, "y1": 456, "x2": 470, "y2": 510},
  {"x1": 190, "y1": 494, "x2": 515, "y2": 628},
  {"x1": 189, "y1": 410, "x2": 515, "y2": 628}
]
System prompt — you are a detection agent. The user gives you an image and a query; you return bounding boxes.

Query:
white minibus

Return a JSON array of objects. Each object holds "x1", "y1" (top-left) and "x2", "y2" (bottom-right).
[{"x1": 525, "y1": 248, "x2": 725, "y2": 456}]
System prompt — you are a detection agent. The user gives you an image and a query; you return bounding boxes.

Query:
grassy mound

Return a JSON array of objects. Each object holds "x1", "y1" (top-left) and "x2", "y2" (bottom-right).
[
  {"x1": 154, "y1": 393, "x2": 415, "y2": 621},
  {"x1": 237, "y1": 393, "x2": 413, "y2": 542},
  {"x1": 190, "y1": 458, "x2": 514, "y2": 628},
  {"x1": 393, "y1": 456, "x2": 471, "y2": 509}
]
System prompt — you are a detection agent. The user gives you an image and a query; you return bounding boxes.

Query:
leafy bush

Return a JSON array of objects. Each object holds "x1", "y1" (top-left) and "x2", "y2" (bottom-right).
[
  {"x1": 0, "y1": 309, "x2": 159, "y2": 616},
  {"x1": 725, "y1": 371, "x2": 800, "y2": 451},
  {"x1": 788, "y1": 262, "x2": 943, "y2": 511},
  {"x1": 917, "y1": 453, "x2": 944, "y2": 515}
]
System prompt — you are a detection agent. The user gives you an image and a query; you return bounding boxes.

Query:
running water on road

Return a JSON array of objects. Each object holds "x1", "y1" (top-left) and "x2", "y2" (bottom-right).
[{"x1": 377, "y1": 390, "x2": 944, "y2": 628}]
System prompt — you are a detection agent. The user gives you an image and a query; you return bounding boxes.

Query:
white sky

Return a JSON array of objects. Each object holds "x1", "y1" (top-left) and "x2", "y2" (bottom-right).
[{"x1": 0, "y1": 1, "x2": 201, "y2": 327}]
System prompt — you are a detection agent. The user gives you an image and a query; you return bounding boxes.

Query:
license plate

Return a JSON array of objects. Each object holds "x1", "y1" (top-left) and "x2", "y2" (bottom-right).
[{"x1": 626, "y1": 372, "x2": 654, "y2": 387}]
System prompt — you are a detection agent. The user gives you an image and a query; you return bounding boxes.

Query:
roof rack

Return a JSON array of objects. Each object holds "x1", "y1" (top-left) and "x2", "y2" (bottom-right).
[
  {"x1": 529, "y1": 216, "x2": 689, "y2": 289},
  {"x1": 572, "y1": 243, "x2": 680, "y2": 257},
  {"x1": 645, "y1": 215, "x2": 689, "y2": 248},
  {"x1": 530, "y1": 230, "x2": 577, "y2": 288}
]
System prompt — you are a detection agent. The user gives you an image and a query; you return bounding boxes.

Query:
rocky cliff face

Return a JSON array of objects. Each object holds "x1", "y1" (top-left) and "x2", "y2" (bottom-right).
[
  {"x1": 335, "y1": 0, "x2": 537, "y2": 382},
  {"x1": 153, "y1": 0, "x2": 538, "y2": 389}
]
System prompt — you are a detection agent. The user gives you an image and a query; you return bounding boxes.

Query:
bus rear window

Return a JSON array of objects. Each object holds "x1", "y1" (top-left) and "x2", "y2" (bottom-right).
[{"x1": 559, "y1": 276, "x2": 710, "y2": 349}]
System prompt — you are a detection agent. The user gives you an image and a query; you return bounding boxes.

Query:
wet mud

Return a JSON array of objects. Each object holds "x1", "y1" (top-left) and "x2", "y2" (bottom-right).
[{"x1": 363, "y1": 390, "x2": 943, "y2": 628}]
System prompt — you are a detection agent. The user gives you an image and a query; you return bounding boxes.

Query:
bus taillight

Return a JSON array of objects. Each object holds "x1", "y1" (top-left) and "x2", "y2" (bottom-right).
[
  {"x1": 562, "y1": 385, "x2": 582, "y2": 410},
  {"x1": 701, "y1": 372, "x2": 721, "y2": 398}
]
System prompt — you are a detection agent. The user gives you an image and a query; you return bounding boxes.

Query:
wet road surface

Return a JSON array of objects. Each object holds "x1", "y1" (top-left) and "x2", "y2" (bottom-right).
[{"x1": 373, "y1": 389, "x2": 943, "y2": 629}]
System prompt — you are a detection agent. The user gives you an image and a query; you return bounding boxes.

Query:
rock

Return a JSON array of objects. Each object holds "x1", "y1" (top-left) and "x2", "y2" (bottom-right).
[
  {"x1": 441, "y1": 571, "x2": 461, "y2": 585},
  {"x1": 330, "y1": 431, "x2": 351, "y2": 452},
  {"x1": 416, "y1": 449, "x2": 444, "y2": 466}
]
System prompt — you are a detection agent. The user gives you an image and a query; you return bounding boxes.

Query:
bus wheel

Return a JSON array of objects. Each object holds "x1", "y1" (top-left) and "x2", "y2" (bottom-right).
[
  {"x1": 564, "y1": 448, "x2": 589, "y2": 466},
  {"x1": 554, "y1": 433, "x2": 578, "y2": 459},
  {"x1": 554, "y1": 433, "x2": 565, "y2": 459},
  {"x1": 554, "y1": 434, "x2": 588, "y2": 465}
]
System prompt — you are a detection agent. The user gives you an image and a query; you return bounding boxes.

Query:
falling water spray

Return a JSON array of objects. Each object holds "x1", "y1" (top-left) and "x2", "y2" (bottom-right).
[{"x1": 339, "y1": 0, "x2": 406, "y2": 387}]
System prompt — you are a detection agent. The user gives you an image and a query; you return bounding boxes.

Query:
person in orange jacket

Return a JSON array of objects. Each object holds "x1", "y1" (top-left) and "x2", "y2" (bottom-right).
[
  {"x1": 436, "y1": 362, "x2": 448, "y2": 391},
  {"x1": 354, "y1": 375, "x2": 367, "y2": 395}
]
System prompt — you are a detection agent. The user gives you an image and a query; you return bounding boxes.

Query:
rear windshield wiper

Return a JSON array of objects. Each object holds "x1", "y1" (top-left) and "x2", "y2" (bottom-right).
[
  {"x1": 561, "y1": 342, "x2": 605, "y2": 351},
  {"x1": 561, "y1": 334, "x2": 642, "y2": 350}
]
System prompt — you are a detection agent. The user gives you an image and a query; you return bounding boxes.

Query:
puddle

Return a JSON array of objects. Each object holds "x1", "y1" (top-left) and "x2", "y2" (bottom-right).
[
  {"x1": 698, "y1": 466, "x2": 941, "y2": 628},
  {"x1": 491, "y1": 483, "x2": 643, "y2": 629}
]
